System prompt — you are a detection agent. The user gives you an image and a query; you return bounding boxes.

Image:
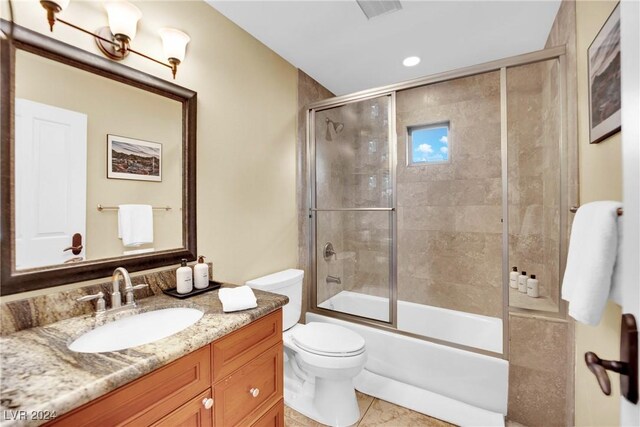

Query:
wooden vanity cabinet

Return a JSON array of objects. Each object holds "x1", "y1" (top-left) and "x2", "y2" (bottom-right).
[
  {"x1": 152, "y1": 389, "x2": 213, "y2": 427},
  {"x1": 46, "y1": 309, "x2": 283, "y2": 427}
]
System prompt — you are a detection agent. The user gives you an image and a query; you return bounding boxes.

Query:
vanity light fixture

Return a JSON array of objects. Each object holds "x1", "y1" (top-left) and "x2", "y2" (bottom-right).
[
  {"x1": 158, "y1": 28, "x2": 191, "y2": 79},
  {"x1": 39, "y1": 0, "x2": 190, "y2": 79}
]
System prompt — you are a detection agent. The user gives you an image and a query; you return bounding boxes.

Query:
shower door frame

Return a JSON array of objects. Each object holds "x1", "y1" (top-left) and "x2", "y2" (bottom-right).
[
  {"x1": 308, "y1": 92, "x2": 398, "y2": 328},
  {"x1": 306, "y1": 45, "x2": 573, "y2": 361}
]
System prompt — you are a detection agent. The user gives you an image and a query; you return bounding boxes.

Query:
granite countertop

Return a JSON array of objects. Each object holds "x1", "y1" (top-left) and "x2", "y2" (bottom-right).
[{"x1": 0, "y1": 287, "x2": 288, "y2": 427}]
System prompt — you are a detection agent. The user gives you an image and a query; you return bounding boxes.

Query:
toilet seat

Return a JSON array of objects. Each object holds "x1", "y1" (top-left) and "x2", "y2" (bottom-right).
[{"x1": 292, "y1": 322, "x2": 365, "y2": 357}]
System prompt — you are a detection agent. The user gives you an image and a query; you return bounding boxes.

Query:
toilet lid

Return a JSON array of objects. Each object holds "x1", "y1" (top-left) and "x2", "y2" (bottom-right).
[{"x1": 292, "y1": 322, "x2": 365, "y2": 357}]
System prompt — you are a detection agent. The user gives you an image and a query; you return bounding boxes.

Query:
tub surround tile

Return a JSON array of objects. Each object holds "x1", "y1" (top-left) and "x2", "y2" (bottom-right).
[
  {"x1": 398, "y1": 275, "x2": 502, "y2": 318},
  {"x1": 506, "y1": 1, "x2": 577, "y2": 425},
  {"x1": 0, "y1": 289, "x2": 288, "y2": 426},
  {"x1": 508, "y1": 315, "x2": 570, "y2": 426}
]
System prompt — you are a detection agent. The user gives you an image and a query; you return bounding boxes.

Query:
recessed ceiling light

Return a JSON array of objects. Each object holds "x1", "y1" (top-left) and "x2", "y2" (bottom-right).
[{"x1": 403, "y1": 56, "x2": 421, "y2": 67}]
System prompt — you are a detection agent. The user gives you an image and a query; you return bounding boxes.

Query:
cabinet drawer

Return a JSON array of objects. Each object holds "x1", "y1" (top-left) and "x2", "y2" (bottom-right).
[
  {"x1": 151, "y1": 389, "x2": 213, "y2": 427},
  {"x1": 214, "y1": 343, "x2": 283, "y2": 427},
  {"x1": 251, "y1": 399, "x2": 285, "y2": 427},
  {"x1": 212, "y1": 309, "x2": 282, "y2": 381},
  {"x1": 48, "y1": 346, "x2": 211, "y2": 427}
]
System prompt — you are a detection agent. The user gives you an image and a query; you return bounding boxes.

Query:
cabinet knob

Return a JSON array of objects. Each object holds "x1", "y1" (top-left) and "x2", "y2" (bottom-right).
[
  {"x1": 202, "y1": 398, "x2": 213, "y2": 410},
  {"x1": 249, "y1": 388, "x2": 260, "y2": 398}
]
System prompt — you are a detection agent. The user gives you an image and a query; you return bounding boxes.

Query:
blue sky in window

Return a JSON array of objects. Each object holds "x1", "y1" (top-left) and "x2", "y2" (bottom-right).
[{"x1": 412, "y1": 126, "x2": 449, "y2": 163}]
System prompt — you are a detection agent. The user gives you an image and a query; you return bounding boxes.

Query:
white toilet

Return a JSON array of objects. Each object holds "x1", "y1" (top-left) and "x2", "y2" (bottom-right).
[{"x1": 246, "y1": 269, "x2": 367, "y2": 427}]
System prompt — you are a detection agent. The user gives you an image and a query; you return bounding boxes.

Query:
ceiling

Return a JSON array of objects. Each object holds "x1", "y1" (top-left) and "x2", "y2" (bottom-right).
[{"x1": 207, "y1": 1, "x2": 562, "y2": 96}]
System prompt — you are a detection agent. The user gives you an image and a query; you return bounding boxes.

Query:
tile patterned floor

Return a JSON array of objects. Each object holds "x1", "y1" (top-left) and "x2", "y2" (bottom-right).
[{"x1": 284, "y1": 391, "x2": 455, "y2": 427}]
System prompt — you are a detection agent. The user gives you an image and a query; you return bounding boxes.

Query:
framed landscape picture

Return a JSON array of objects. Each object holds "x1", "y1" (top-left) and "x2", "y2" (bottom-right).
[
  {"x1": 107, "y1": 135, "x2": 162, "y2": 182},
  {"x1": 588, "y1": 3, "x2": 621, "y2": 144}
]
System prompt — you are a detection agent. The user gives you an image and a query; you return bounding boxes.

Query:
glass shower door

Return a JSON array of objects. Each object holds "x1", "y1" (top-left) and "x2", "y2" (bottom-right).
[{"x1": 312, "y1": 95, "x2": 394, "y2": 323}]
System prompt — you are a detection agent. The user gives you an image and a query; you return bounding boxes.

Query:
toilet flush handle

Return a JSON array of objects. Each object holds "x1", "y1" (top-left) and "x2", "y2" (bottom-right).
[{"x1": 249, "y1": 388, "x2": 260, "y2": 398}]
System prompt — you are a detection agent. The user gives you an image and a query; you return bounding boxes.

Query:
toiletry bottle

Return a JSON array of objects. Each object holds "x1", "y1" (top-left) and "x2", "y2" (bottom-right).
[
  {"x1": 194, "y1": 255, "x2": 209, "y2": 289},
  {"x1": 509, "y1": 266, "x2": 519, "y2": 289},
  {"x1": 527, "y1": 274, "x2": 539, "y2": 298},
  {"x1": 176, "y1": 259, "x2": 193, "y2": 294},
  {"x1": 518, "y1": 271, "x2": 528, "y2": 293}
]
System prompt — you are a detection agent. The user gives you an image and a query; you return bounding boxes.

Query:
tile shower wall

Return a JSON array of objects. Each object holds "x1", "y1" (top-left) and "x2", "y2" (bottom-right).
[
  {"x1": 395, "y1": 72, "x2": 503, "y2": 318},
  {"x1": 508, "y1": 314, "x2": 570, "y2": 425},
  {"x1": 343, "y1": 98, "x2": 392, "y2": 301},
  {"x1": 507, "y1": 60, "x2": 561, "y2": 312},
  {"x1": 507, "y1": 0, "x2": 577, "y2": 425}
]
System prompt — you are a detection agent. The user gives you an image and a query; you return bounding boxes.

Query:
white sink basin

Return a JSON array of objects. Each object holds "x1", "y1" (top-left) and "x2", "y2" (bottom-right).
[{"x1": 69, "y1": 307, "x2": 204, "y2": 353}]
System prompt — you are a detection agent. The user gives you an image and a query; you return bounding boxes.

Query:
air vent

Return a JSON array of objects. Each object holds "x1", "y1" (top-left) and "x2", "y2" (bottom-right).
[{"x1": 356, "y1": 0, "x2": 402, "y2": 20}]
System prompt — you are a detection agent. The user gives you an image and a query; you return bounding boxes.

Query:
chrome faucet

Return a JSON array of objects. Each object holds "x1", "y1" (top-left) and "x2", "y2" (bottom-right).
[
  {"x1": 326, "y1": 275, "x2": 342, "y2": 285},
  {"x1": 111, "y1": 267, "x2": 149, "y2": 309},
  {"x1": 76, "y1": 268, "x2": 149, "y2": 314},
  {"x1": 111, "y1": 267, "x2": 131, "y2": 309}
]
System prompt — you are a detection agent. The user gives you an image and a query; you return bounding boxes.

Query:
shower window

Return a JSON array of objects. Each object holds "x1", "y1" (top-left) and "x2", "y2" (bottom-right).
[{"x1": 407, "y1": 122, "x2": 450, "y2": 165}]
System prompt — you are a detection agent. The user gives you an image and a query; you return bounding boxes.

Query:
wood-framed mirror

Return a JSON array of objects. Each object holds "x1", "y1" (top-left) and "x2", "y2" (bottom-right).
[{"x1": 0, "y1": 20, "x2": 197, "y2": 296}]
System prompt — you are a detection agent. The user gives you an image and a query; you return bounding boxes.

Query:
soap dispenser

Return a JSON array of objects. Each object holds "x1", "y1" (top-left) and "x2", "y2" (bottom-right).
[
  {"x1": 527, "y1": 274, "x2": 539, "y2": 298},
  {"x1": 509, "y1": 267, "x2": 519, "y2": 289},
  {"x1": 194, "y1": 256, "x2": 209, "y2": 289},
  {"x1": 176, "y1": 259, "x2": 193, "y2": 294},
  {"x1": 518, "y1": 271, "x2": 528, "y2": 293}
]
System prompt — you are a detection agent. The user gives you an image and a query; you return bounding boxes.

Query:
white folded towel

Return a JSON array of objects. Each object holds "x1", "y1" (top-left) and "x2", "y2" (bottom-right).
[
  {"x1": 561, "y1": 201, "x2": 623, "y2": 325},
  {"x1": 118, "y1": 204, "x2": 154, "y2": 247},
  {"x1": 609, "y1": 215, "x2": 624, "y2": 305},
  {"x1": 218, "y1": 286, "x2": 258, "y2": 312}
]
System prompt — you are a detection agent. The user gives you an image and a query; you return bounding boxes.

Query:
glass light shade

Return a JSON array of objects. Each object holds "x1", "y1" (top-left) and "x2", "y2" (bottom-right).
[
  {"x1": 104, "y1": 1, "x2": 142, "y2": 40},
  {"x1": 158, "y1": 28, "x2": 190, "y2": 62}
]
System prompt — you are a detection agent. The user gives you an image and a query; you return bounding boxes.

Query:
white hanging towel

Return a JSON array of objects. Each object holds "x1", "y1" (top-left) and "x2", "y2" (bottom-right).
[
  {"x1": 561, "y1": 201, "x2": 623, "y2": 325},
  {"x1": 118, "y1": 204, "x2": 154, "y2": 247},
  {"x1": 218, "y1": 286, "x2": 258, "y2": 312}
]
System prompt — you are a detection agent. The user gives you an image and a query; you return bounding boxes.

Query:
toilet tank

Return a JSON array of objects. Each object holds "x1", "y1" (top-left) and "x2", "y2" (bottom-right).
[{"x1": 245, "y1": 269, "x2": 304, "y2": 331}]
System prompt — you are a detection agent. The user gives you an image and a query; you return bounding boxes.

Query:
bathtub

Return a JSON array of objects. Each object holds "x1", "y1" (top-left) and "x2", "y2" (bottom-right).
[
  {"x1": 310, "y1": 291, "x2": 508, "y2": 426},
  {"x1": 317, "y1": 291, "x2": 503, "y2": 353}
]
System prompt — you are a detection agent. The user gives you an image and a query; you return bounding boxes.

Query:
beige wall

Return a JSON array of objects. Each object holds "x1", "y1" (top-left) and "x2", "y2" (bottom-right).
[
  {"x1": 2, "y1": 0, "x2": 298, "y2": 300},
  {"x1": 574, "y1": 1, "x2": 623, "y2": 425},
  {"x1": 15, "y1": 50, "x2": 183, "y2": 260}
]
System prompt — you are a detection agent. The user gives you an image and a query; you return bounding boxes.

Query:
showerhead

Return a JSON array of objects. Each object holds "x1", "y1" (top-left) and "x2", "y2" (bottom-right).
[{"x1": 325, "y1": 118, "x2": 344, "y2": 141}]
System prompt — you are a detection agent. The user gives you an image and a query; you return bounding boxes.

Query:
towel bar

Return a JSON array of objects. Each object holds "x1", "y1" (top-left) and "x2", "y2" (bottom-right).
[
  {"x1": 570, "y1": 206, "x2": 623, "y2": 216},
  {"x1": 96, "y1": 204, "x2": 172, "y2": 212}
]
